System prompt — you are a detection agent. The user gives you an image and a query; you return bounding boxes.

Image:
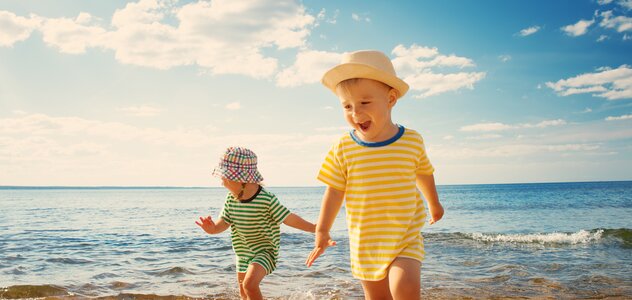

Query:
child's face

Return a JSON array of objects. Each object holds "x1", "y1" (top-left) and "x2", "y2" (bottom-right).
[
  {"x1": 336, "y1": 79, "x2": 398, "y2": 142},
  {"x1": 221, "y1": 177, "x2": 241, "y2": 193}
]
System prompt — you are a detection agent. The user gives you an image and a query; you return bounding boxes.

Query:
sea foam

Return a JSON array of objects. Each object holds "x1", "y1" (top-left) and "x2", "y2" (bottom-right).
[{"x1": 469, "y1": 229, "x2": 604, "y2": 244}]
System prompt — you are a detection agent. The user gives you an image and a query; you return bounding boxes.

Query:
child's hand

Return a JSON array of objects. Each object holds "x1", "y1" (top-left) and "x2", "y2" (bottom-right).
[
  {"x1": 305, "y1": 231, "x2": 336, "y2": 267},
  {"x1": 195, "y1": 216, "x2": 216, "y2": 234},
  {"x1": 428, "y1": 203, "x2": 444, "y2": 225}
]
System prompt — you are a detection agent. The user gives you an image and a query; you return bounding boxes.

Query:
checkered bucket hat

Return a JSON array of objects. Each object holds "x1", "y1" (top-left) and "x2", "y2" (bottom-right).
[{"x1": 212, "y1": 147, "x2": 263, "y2": 183}]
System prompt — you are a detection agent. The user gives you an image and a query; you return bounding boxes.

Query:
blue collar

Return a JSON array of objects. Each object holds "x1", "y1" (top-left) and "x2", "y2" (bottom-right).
[{"x1": 350, "y1": 124, "x2": 405, "y2": 147}]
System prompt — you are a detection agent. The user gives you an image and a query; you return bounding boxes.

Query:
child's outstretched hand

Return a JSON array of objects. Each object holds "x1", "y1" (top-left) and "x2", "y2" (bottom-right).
[
  {"x1": 305, "y1": 231, "x2": 336, "y2": 267},
  {"x1": 195, "y1": 216, "x2": 216, "y2": 234}
]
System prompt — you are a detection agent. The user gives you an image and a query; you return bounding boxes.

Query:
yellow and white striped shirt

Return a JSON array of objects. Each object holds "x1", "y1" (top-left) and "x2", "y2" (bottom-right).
[{"x1": 317, "y1": 126, "x2": 434, "y2": 281}]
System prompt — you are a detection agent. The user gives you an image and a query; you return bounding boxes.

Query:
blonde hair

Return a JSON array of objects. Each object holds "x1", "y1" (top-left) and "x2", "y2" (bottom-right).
[{"x1": 335, "y1": 78, "x2": 398, "y2": 98}]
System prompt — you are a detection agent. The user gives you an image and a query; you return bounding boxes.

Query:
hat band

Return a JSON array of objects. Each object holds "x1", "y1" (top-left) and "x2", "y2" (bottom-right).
[{"x1": 219, "y1": 161, "x2": 257, "y2": 168}]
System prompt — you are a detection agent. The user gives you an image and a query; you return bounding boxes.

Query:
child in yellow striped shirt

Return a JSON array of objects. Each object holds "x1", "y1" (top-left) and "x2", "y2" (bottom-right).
[{"x1": 305, "y1": 50, "x2": 444, "y2": 299}]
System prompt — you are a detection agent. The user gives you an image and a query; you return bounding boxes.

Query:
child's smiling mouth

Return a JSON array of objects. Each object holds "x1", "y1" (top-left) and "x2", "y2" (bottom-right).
[{"x1": 358, "y1": 121, "x2": 371, "y2": 131}]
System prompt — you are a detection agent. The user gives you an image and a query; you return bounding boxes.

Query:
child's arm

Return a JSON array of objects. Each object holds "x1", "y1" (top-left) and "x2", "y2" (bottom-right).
[
  {"x1": 416, "y1": 174, "x2": 443, "y2": 224},
  {"x1": 305, "y1": 186, "x2": 343, "y2": 267},
  {"x1": 283, "y1": 213, "x2": 316, "y2": 233},
  {"x1": 195, "y1": 215, "x2": 230, "y2": 234}
]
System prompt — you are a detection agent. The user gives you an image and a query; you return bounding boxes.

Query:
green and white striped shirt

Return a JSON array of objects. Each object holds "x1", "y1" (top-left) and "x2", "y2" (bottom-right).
[{"x1": 220, "y1": 186, "x2": 291, "y2": 261}]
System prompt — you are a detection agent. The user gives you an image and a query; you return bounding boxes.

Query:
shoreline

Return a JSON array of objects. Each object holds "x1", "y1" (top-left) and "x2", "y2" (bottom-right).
[{"x1": 2, "y1": 284, "x2": 631, "y2": 299}]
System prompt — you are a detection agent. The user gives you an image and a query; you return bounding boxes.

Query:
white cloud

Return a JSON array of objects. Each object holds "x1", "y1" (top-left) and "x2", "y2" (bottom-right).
[
  {"x1": 351, "y1": 13, "x2": 370, "y2": 23},
  {"x1": 498, "y1": 55, "x2": 511, "y2": 62},
  {"x1": 403, "y1": 72, "x2": 486, "y2": 98},
  {"x1": 420, "y1": 120, "x2": 632, "y2": 163},
  {"x1": 393, "y1": 45, "x2": 475, "y2": 71},
  {"x1": 599, "y1": 10, "x2": 632, "y2": 32},
  {"x1": 315, "y1": 9, "x2": 338, "y2": 25},
  {"x1": 225, "y1": 102, "x2": 241, "y2": 110},
  {"x1": 562, "y1": 19, "x2": 594, "y2": 36},
  {"x1": 0, "y1": 112, "x2": 343, "y2": 185},
  {"x1": 110, "y1": 0, "x2": 167, "y2": 27},
  {"x1": 1, "y1": 0, "x2": 316, "y2": 78},
  {"x1": 443, "y1": 135, "x2": 454, "y2": 140},
  {"x1": 460, "y1": 122, "x2": 513, "y2": 132},
  {"x1": 118, "y1": 105, "x2": 164, "y2": 117},
  {"x1": 392, "y1": 44, "x2": 438, "y2": 59},
  {"x1": 558, "y1": 85, "x2": 609, "y2": 96},
  {"x1": 428, "y1": 55, "x2": 475, "y2": 68},
  {"x1": 316, "y1": 9, "x2": 325, "y2": 22},
  {"x1": 618, "y1": 0, "x2": 632, "y2": 10},
  {"x1": 460, "y1": 119, "x2": 567, "y2": 132},
  {"x1": 546, "y1": 65, "x2": 632, "y2": 100},
  {"x1": 624, "y1": 33, "x2": 631, "y2": 40},
  {"x1": 391, "y1": 44, "x2": 486, "y2": 98},
  {"x1": 518, "y1": 25, "x2": 541, "y2": 36},
  {"x1": 0, "y1": 136, "x2": 108, "y2": 160},
  {"x1": 597, "y1": 34, "x2": 609, "y2": 42},
  {"x1": 431, "y1": 143, "x2": 601, "y2": 159},
  {"x1": 0, "y1": 10, "x2": 41, "y2": 47},
  {"x1": 0, "y1": 114, "x2": 222, "y2": 156},
  {"x1": 330, "y1": 9, "x2": 339, "y2": 24},
  {"x1": 275, "y1": 50, "x2": 342, "y2": 87},
  {"x1": 0, "y1": 112, "x2": 341, "y2": 156},
  {"x1": 528, "y1": 119, "x2": 567, "y2": 128},
  {"x1": 598, "y1": 0, "x2": 614, "y2": 4},
  {"x1": 466, "y1": 134, "x2": 502, "y2": 140},
  {"x1": 605, "y1": 114, "x2": 632, "y2": 121},
  {"x1": 0, "y1": 113, "x2": 214, "y2": 147}
]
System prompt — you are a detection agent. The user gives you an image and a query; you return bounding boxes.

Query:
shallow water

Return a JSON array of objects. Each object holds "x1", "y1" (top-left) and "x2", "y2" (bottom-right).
[{"x1": 1, "y1": 182, "x2": 631, "y2": 299}]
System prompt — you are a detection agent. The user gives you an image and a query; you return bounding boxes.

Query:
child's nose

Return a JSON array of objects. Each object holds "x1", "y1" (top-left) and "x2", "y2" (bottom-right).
[{"x1": 351, "y1": 106, "x2": 362, "y2": 116}]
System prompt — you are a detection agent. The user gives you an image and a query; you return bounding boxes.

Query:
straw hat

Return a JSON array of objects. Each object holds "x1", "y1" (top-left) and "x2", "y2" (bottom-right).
[
  {"x1": 321, "y1": 50, "x2": 409, "y2": 98},
  {"x1": 212, "y1": 147, "x2": 263, "y2": 183}
]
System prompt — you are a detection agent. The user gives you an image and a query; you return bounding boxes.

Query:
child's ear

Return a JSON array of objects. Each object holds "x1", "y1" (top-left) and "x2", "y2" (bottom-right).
[{"x1": 388, "y1": 88, "x2": 399, "y2": 107}]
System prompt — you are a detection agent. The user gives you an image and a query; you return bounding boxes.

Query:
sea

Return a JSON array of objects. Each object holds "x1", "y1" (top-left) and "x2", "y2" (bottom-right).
[{"x1": 0, "y1": 181, "x2": 631, "y2": 299}]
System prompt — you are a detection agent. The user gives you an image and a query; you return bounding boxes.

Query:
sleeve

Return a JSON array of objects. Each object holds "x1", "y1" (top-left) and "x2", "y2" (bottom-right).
[
  {"x1": 220, "y1": 197, "x2": 232, "y2": 225},
  {"x1": 316, "y1": 140, "x2": 347, "y2": 191},
  {"x1": 415, "y1": 134, "x2": 435, "y2": 175},
  {"x1": 268, "y1": 195, "x2": 291, "y2": 225}
]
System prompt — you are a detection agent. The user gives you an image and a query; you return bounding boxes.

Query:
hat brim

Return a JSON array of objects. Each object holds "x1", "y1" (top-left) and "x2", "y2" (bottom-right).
[
  {"x1": 321, "y1": 63, "x2": 409, "y2": 98},
  {"x1": 212, "y1": 167, "x2": 263, "y2": 183}
]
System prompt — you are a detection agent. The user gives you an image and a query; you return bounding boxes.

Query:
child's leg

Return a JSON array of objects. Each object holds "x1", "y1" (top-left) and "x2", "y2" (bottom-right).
[
  {"x1": 360, "y1": 277, "x2": 393, "y2": 300},
  {"x1": 388, "y1": 257, "x2": 421, "y2": 300},
  {"x1": 237, "y1": 272, "x2": 247, "y2": 300},
  {"x1": 242, "y1": 263, "x2": 267, "y2": 300}
]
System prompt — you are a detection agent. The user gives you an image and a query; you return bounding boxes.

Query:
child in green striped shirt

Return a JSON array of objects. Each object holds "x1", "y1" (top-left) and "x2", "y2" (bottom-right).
[{"x1": 196, "y1": 147, "x2": 318, "y2": 300}]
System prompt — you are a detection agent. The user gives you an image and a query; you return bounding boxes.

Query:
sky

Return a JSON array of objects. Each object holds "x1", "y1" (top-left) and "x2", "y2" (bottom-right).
[{"x1": 1, "y1": 0, "x2": 631, "y2": 187}]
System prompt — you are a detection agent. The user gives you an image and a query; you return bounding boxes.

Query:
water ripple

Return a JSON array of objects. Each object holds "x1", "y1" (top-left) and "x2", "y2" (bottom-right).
[
  {"x1": 92, "y1": 272, "x2": 118, "y2": 280},
  {"x1": 45, "y1": 257, "x2": 94, "y2": 265},
  {"x1": 145, "y1": 266, "x2": 196, "y2": 277}
]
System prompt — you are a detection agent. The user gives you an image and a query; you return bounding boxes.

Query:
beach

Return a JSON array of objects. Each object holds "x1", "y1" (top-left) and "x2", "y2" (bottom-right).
[{"x1": 1, "y1": 182, "x2": 631, "y2": 299}]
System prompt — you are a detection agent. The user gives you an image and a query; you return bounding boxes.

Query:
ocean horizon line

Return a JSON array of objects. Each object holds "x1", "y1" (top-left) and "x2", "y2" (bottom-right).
[{"x1": 1, "y1": 179, "x2": 631, "y2": 190}]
